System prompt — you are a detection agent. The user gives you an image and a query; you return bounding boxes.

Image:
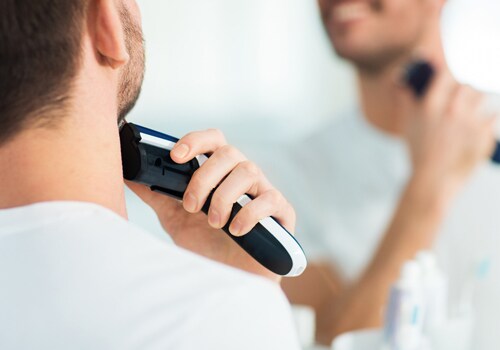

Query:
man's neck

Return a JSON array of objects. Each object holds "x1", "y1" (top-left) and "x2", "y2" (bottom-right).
[
  {"x1": 0, "y1": 113, "x2": 128, "y2": 218},
  {"x1": 357, "y1": 29, "x2": 448, "y2": 137}
]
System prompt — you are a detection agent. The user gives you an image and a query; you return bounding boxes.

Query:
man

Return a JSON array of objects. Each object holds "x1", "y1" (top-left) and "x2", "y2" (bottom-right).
[
  {"x1": 271, "y1": 0, "x2": 499, "y2": 346},
  {"x1": 0, "y1": 1, "x2": 300, "y2": 349}
]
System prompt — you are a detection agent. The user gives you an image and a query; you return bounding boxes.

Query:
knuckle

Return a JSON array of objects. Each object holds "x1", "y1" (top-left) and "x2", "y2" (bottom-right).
[
  {"x1": 239, "y1": 161, "x2": 261, "y2": 177},
  {"x1": 201, "y1": 157, "x2": 220, "y2": 174},
  {"x1": 267, "y1": 189, "x2": 283, "y2": 207},
  {"x1": 181, "y1": 131, "x2": 198, "y2": 144},
  {"x1": 238, "y1": 208, "x2": 257, "y2": 227},
  {"x1": 210, "y1": 191, "x2": 229, "y2": 210},
  {"x1": 187, "y1": 174, "x2": 205, "y2": 195},
  {"x1": 219, "y1": 144, "x2": 240, "y2": 160},
  {"x1": 207, "y1": 128, "x2": 226, "y2": 143}
]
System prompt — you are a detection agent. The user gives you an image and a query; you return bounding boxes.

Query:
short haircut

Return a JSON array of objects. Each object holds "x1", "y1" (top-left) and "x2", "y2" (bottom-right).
[{"x1": 0, "y1": 0, "x2": 88, "y2": 145}]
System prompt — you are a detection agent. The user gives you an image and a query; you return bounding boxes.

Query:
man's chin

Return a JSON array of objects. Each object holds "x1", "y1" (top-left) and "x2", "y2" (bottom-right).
[
  {"x1": 332, "y1": 46, "x2": 391, "y2": 73},
  {"x1": 332, "y1": 43, "x2": 369, "y2": 63}
]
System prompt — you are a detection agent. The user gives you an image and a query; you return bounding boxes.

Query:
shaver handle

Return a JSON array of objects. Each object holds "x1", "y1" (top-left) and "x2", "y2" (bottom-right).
[
  {"x1": 150, "y1": 185, "x2": 298, "y2": 276},
  {"x1": 199, "y1": 192, "x2": 296, "y2": 276},
  {"x1": 405, "y1": 60, "x2": 500, "y2": 164}
]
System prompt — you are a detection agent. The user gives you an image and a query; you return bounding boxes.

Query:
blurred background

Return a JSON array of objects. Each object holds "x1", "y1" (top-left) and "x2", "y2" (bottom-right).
[{"x1": 127, "y1": 0, "x2": 500, "y2": 236}]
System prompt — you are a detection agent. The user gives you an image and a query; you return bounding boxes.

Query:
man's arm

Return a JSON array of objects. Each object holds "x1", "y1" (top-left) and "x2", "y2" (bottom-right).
[
  {"x1": 283, "y1": 175, "x2": 448, "y2": 344},
  {"x1": 285, "y1": 72, "x2": 497, "y2": 344},
  {"x1": 315, "y1": 174, "x2": 449, "y2": 343}
]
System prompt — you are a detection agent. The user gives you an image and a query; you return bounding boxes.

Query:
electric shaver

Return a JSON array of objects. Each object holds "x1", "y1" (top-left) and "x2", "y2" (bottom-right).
[{"x1": 120, "y1": 123, "x2": 308, "y2": 277}]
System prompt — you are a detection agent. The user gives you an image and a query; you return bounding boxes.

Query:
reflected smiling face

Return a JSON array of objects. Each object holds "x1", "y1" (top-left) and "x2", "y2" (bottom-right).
[{"x1": 318, "y1": 0, "x2": 442, "y2": 72}]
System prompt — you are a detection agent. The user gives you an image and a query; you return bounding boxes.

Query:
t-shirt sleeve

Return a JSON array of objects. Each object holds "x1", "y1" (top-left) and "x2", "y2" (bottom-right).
[{"x1": 178, "y1": 278, "x2": 301, "y2": 350}]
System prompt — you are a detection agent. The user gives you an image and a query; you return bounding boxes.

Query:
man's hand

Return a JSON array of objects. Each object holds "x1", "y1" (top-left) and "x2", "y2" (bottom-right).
[
  {"x1": 127, "y1": 129, "x2": 296, "y2": 282},
  {"x1": 398, "y1": 70, "x2": 497, "y2": 202}
]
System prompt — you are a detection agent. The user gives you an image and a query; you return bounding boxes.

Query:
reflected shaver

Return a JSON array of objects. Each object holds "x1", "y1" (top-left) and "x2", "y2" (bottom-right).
[
  {"x1": 403, "y1": 60, "x2": 500, "y2": 164},
  {"x1": 120, "y1": 123, "x2": 307, "y2": 277}
]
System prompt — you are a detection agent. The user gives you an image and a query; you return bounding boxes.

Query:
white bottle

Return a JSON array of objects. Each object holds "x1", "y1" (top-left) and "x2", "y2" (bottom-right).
[
  {"x1": 291, "y1": 305, "x2": 316, "y2": 348},
  {"x1": 383, "y1": 261, "x2": 425, "y2": 350},
  {"x1": 416, "y1": 251, "x2": 448, "y2": 334}
]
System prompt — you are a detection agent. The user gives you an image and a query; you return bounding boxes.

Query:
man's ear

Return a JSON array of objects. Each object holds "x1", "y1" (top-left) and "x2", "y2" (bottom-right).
[{"x1": 93, "y1": 0, "x2": 129, "y2": 69}]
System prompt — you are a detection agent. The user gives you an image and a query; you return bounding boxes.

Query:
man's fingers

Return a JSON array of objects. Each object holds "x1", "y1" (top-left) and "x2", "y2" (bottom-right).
[
  {"x1": 229, "y1": 189, "x2": 296, "y2": 237},
  {"x1": 170, "y1": 129, "x2": 227, "y2": 164},
  {"x1": 129, "y1": 127, "x2": 298, "y2": 242},
  {"x1": 423, "y1": 70, "x2": 456, "y2": 118},
  {"x1": 447, "y1": 85, "x2": 484, "y2": 120},
  {"x1": 183, "y1": 145, "x2": 247, "y2": 213},
  {"x1": 207, "y1": 161, "x2": 273, "y2": 229}
]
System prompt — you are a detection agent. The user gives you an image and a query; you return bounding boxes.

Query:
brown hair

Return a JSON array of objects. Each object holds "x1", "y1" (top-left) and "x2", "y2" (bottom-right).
[{"x1": 0, "y1": 0, "x2": 88, "y2": 145}]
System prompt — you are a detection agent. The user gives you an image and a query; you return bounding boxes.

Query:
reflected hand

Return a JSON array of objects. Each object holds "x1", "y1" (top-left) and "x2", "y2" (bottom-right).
[{"x1": 397, "y1": 70, "x2": 497, "y2": 201}]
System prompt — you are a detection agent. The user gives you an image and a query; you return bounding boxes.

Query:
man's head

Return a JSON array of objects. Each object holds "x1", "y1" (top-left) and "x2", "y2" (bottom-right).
[
  {"x1": 0, "y1": 0, "x2": 145, "y2": 145},
  {"x1": 318, "y1": 0, "x2": 446, "y2": 73}
]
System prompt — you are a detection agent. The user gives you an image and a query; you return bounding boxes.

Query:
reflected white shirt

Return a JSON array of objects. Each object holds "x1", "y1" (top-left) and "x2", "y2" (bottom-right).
[{"x1": 254, "y1": 104, "x2": 500, "y2": 349}]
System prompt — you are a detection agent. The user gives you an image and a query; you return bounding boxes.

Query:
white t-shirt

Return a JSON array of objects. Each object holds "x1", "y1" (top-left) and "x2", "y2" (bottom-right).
[
  {"x1": 0, "y1": 202, "x2": 300, "y2": 350},
  {"x1": 254, "y1": 105, "x2": 500, "y2": 349}
]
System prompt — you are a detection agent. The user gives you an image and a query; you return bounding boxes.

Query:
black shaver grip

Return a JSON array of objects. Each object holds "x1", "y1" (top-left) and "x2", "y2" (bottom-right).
[
  {"x1": 199, "y1": 192, "x2": 294, "y2": 275},
  {"x1": 150, "y1": 187, "x2": 294, "y2": 275}
]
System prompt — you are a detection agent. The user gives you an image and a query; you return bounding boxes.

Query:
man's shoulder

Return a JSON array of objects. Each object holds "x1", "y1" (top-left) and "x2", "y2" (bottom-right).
[
  {"x1": 42, "y1": 202, "x2": 280, "y2": 292},
  {"x1": 0, "y1": 201, "x2": 297, "y2": 349},
  {"x1": 78, "y1": 204, "x2": 299, "y2": 349},
  {"x1": 0, "y1": 200, "x2": 288, "y2": 306}
]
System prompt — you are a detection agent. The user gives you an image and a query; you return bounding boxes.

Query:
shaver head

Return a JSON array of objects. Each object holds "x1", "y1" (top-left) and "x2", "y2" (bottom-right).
[
  {"x1": 120, "y1": 122, "x2": 143, "y2": 181},
  {"x1": 403, "y1": 60, "x2": 435, "y2": 98},
  {"x1": 120, "y1": 122, "x2": 199, "y2": 199}
]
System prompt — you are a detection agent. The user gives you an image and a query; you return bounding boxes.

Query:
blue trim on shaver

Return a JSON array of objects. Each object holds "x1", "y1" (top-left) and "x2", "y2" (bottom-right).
[{"x1": 136, "y1": 124, "x2": 179, "y2": 143}]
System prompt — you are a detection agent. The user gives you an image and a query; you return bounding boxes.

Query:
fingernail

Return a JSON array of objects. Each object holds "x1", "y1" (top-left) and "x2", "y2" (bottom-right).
[
  {"x1": 230, "y1": 219, "x2": 243, "y2": 236},
  {"x1": 172, "y1": 144, "x2": 190, "y2": 159},
  {"x1": 208, "y1": 209, "x2": 221, "y2": 228},
  {"x1": 184, "y1": 192, "x2": 198, "y2": 213}
]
